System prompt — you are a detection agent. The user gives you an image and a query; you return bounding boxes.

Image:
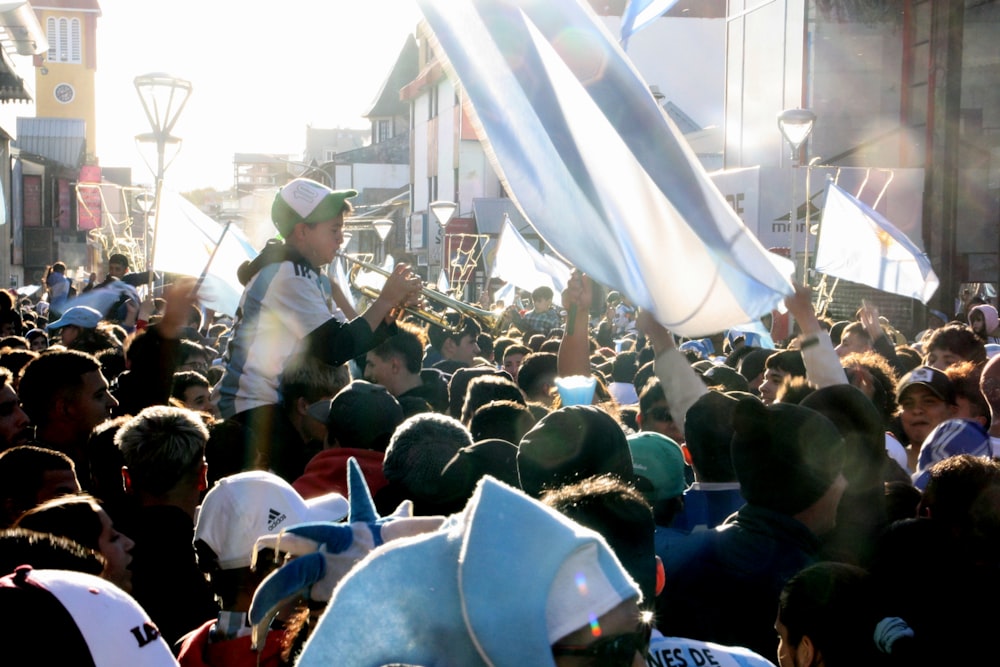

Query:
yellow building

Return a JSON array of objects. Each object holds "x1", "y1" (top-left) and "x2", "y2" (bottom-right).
[{"x1": 32, "y1": 0, "x2": 101, "y2": 161}]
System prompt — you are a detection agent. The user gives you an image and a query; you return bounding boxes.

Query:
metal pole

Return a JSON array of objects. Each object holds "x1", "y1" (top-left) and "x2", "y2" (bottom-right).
[
  {"x1": 789, "y1": 163, "x2": 797, "y2": 284},
  {"x1": 803, "y1": 161, "x2": 812, "y2": 283}
]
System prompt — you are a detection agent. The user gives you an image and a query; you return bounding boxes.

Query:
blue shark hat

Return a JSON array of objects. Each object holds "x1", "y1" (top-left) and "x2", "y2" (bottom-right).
[
  {"x1": 912, "y1": 418, "x2": 992, "y2": 490},
  {"x1": 296, "y1": 476, "x2": 640, "y2": 666}
]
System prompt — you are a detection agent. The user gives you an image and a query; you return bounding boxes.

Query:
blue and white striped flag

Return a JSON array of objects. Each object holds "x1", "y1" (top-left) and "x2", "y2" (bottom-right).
[
  {"x1": 491, "y1": 214, "x2": 572, "y2": 307},
  {"x1": 416, "y1": 0, "x2": 794, "y2": 336},
  {"x1": 621, "y1": 0, "x2": 679, "y2": 50},
  {"x1": 815, "y1": 181, "x2": 939, "y2": 303},
  {"x1": 152, "y1": 189, "x2": 258, "y2": 316}
]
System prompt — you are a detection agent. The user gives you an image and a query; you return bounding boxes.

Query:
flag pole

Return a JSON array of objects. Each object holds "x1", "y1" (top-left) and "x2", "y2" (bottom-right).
[
  {"x1": 192, "y1": 220, "x2": 234, "y2": 300},
  {"x1": 146, "y1": 179, "x2": 164, "y2": 296}
]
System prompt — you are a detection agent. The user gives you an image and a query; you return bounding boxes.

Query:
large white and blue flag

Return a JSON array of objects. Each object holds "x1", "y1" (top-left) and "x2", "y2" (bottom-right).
[
  {"x1": 814, "y1": 181, "x2": 939, "y2": 303},
  {"x1": 151, "y1": 190, "x2": 258, "y2": 316},
  {"x1": 620, "y1": 0, "x2": 679, "y2": 50},
  {"x1": 416, "y1": 0, "x2": 794, "y2": 336},
  {"x1": 491, "y1": 214, "x2": 573, "y2": 307}
]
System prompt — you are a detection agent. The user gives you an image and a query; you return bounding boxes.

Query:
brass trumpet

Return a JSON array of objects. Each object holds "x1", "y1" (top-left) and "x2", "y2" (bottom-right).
[{"x1": 339, "y1": 253, "x2": 504, "y2": 334}]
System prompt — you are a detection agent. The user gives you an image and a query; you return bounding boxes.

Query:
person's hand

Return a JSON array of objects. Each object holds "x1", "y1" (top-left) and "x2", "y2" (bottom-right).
[
  {"x1": 161, "y1": 276, "x2": 199, "y2": 338},
  {"x1": 636, "y1": 309, "x2": 674, "y2": 353},
  {"x1": 380, "y1": 264, "x2": 422, "y2": 308},
  {"x1": 138, "y1": 295, "x2": 155, "y2": 322},
  {"x1": 784, "y1": 284, "x2": 815, "y2": 322},
  {"x1": 560, "y1": 270, "x2": 591, "y2": 311},
  {"x1": 859, "y1": 300, "x2": 883, "y2": 340},
  {"x1": 784, "y1": 284, "x2": 822, "y2": 336}
]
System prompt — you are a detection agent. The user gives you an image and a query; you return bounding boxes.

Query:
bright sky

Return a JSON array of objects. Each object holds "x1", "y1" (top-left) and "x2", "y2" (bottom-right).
[{"x1": 94, "y1": 1, "x2": 422, "y2": 193}]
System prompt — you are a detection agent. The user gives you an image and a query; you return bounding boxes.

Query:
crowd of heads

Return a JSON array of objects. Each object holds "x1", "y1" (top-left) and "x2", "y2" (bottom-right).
[{"x1": 4, "y1": 230, "x2": 1000, "y2": 666}]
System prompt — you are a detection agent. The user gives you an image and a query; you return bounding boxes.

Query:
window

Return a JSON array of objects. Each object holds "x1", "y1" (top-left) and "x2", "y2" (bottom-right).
[
  {"x1": 324, "y1": 149, "x2": 337, "y2": 162},
  {"x1": 71, "y1": 19, "x2": 81, "y2": 62},
  {"x1": 46, "y1": 17, "x2": 82, "y2": 64},
  {"x1": 377, "y1": 119, "x2": 392, "y2": 143}
]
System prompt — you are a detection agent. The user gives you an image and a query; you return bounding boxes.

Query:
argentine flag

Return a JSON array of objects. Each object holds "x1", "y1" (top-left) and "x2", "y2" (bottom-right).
[
  {"x1": 815, "y1": 182, "x2": 939, "y2": 304},
  {"x1": 416, "y1": 0, "x2": 794, "y2": 336}
]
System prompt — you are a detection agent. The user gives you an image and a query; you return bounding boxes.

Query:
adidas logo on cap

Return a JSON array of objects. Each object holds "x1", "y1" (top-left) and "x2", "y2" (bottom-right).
[{"x1": 267, "y1": 508, "x2": 287, "y2": 531}]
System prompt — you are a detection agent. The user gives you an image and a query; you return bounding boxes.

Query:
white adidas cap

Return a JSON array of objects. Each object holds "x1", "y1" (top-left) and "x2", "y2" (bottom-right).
[{"x1": 194, "y1": 471, "x2": 347, "y2": 570}]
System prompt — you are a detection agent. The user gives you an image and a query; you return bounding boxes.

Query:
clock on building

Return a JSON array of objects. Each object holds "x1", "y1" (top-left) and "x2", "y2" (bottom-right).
[{"x1": 54, "y1": 83, "x2": 75, "y2": 104}]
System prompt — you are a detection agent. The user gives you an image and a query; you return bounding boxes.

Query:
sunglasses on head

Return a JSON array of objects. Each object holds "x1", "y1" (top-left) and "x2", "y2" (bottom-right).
[{"x1": 551, "y1": 622, "x2": 652, "y2": 666}]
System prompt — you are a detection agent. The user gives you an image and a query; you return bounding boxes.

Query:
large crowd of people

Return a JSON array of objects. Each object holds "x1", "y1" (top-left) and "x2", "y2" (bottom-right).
[{"x1": 0, "y1": 177, "x2": 998, "y2": 666}]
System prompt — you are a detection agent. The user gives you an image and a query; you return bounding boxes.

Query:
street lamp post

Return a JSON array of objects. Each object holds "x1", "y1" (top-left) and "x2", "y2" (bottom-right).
[
  {"x1": 134, "y1": 189, "x2": 155, "y2": 272},
  {"x1": 134, "y1": 73, "x2": 192, "y2": 290},
  {"x1": 778, "y1": 108, "x2": 816, "y2": 284},
  {"x1": 134, "y1": 73, "x2": 193, "y2": 185},
  {"x1": 428, "y1": 200, "x2": 457, "y2": 288},
  {"x1": 372, "y1": 219, "x2": 393, "y2": 264}
]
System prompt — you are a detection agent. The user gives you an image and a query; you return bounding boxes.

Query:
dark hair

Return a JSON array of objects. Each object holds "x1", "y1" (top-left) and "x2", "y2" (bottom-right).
[
  {"x1": 0, "y1": 348, "x2": 38, "y2": 380},
  {"x1": 925, "y1": 324, "x2": 986, "y2": 366},
  {"x1": 840, "y1": 351, "x2": 899, "y2": 426},
  {"x1": 15, "y1": 493, "x2": 104, "y2": 552},
  {"x1": 460, "y1": 374, "x2": 525, "y2": 425},
  {"x1": 778, "y1": 562, "x2": 882, "y2": 665},
  {"x1": 492, "y1": 336, "x2": 520, "y2": 364},
  {"x1": 502, "y1": 343, "x2": 530, "y2": 362},
  {"x1": 775, "y1": 376, "x2": 817, "y2": 404},
  {"x1": 447, "y1": 367, "x2": 503, "y2": 419},
  {"x1": 638, "y1": 377, "x2": 669, "y2": 420},
  {"x1": 542, "y1": 474, "x2": 657, "y2": 608},
  {"x1": 516, "y1": 352, "x2": 558, "y2": 400},
  {"x1": 369, "y1": 322, "x2": 426, "y2": 374},
  {"x1": 476, "y1": 333, "x2": 494, "y2": 360},
  {"x1": 538, "y1": 339, "x2": 560, "y2": 354},
  {"x1": 531, "y1": 286, "x2": 554, "y2": 302},
  {"x1": 840, "y1": 321, "x2": 872, "y2": 345},
  {"x1": 945, "y1": 361, "x2": 990, "y2": 428},
  {"x1": 67, "y1": 324, "x2": 122, "y2": 356},
  {"x1": 765, "y1": 349, "x2": 807, "y2": 377},
  {"x1": 633, "y1": 360, "x2": 656, "y2": 396},
  {"x1": 427, "y1": 313, "x2": 481, "y2": 353},
  {"x1": 611, "y1": 351, "x2": 638, "y2": 384},
  {"x1": 177, "y1": 339, "x2": 210, "y2": 366},
  {"x1": 18, "y1": 350, "x2": 101, "y2": 423},
  {"x1": 893, "y1": 345, "x2": 922, "y2": 375},
  {"x1": 171, "y1": 371, "x2": 210, "y2": 402},
  {"x1": 0, "y1": 446, "x2": 76, "y2": 526},
  {"x1": 0, "y1": 336, "x2": 27, "y2": 350},
  {"x1": 0, "y1": 528, "x2": 105, "y2": 576},
  {"x1": 469, "y1": 400, "x2": 537, "y2": 443},
  {"x1": 736, "y1": 347, "x2": 770, "y2": 385},
  {"x1": 918, "y1": 454, "x2": 1000, "y2": 548}
]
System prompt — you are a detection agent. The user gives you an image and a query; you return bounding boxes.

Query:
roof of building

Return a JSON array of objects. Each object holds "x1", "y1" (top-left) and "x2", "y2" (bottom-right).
[
  {"x1": 15, "y1": 117, "x2": 85, "y2": 168},
  {"x1": 31, "y1": 1, "x2": 102, "y2": 13},
  {"x1": 330, "y1": 132, "x2": 409, "y2": 165},
  {"x1": 365, "y1": 33, "x2": 419, "y2": 118},
  {"x1": 0, "y1": 48, "x2": 30, "y2": 102}
]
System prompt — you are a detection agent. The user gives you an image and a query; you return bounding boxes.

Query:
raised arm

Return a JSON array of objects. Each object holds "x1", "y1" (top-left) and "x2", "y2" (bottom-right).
[{"x1": 556, "y1": 270, "x2": 593, "y2": 378}]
